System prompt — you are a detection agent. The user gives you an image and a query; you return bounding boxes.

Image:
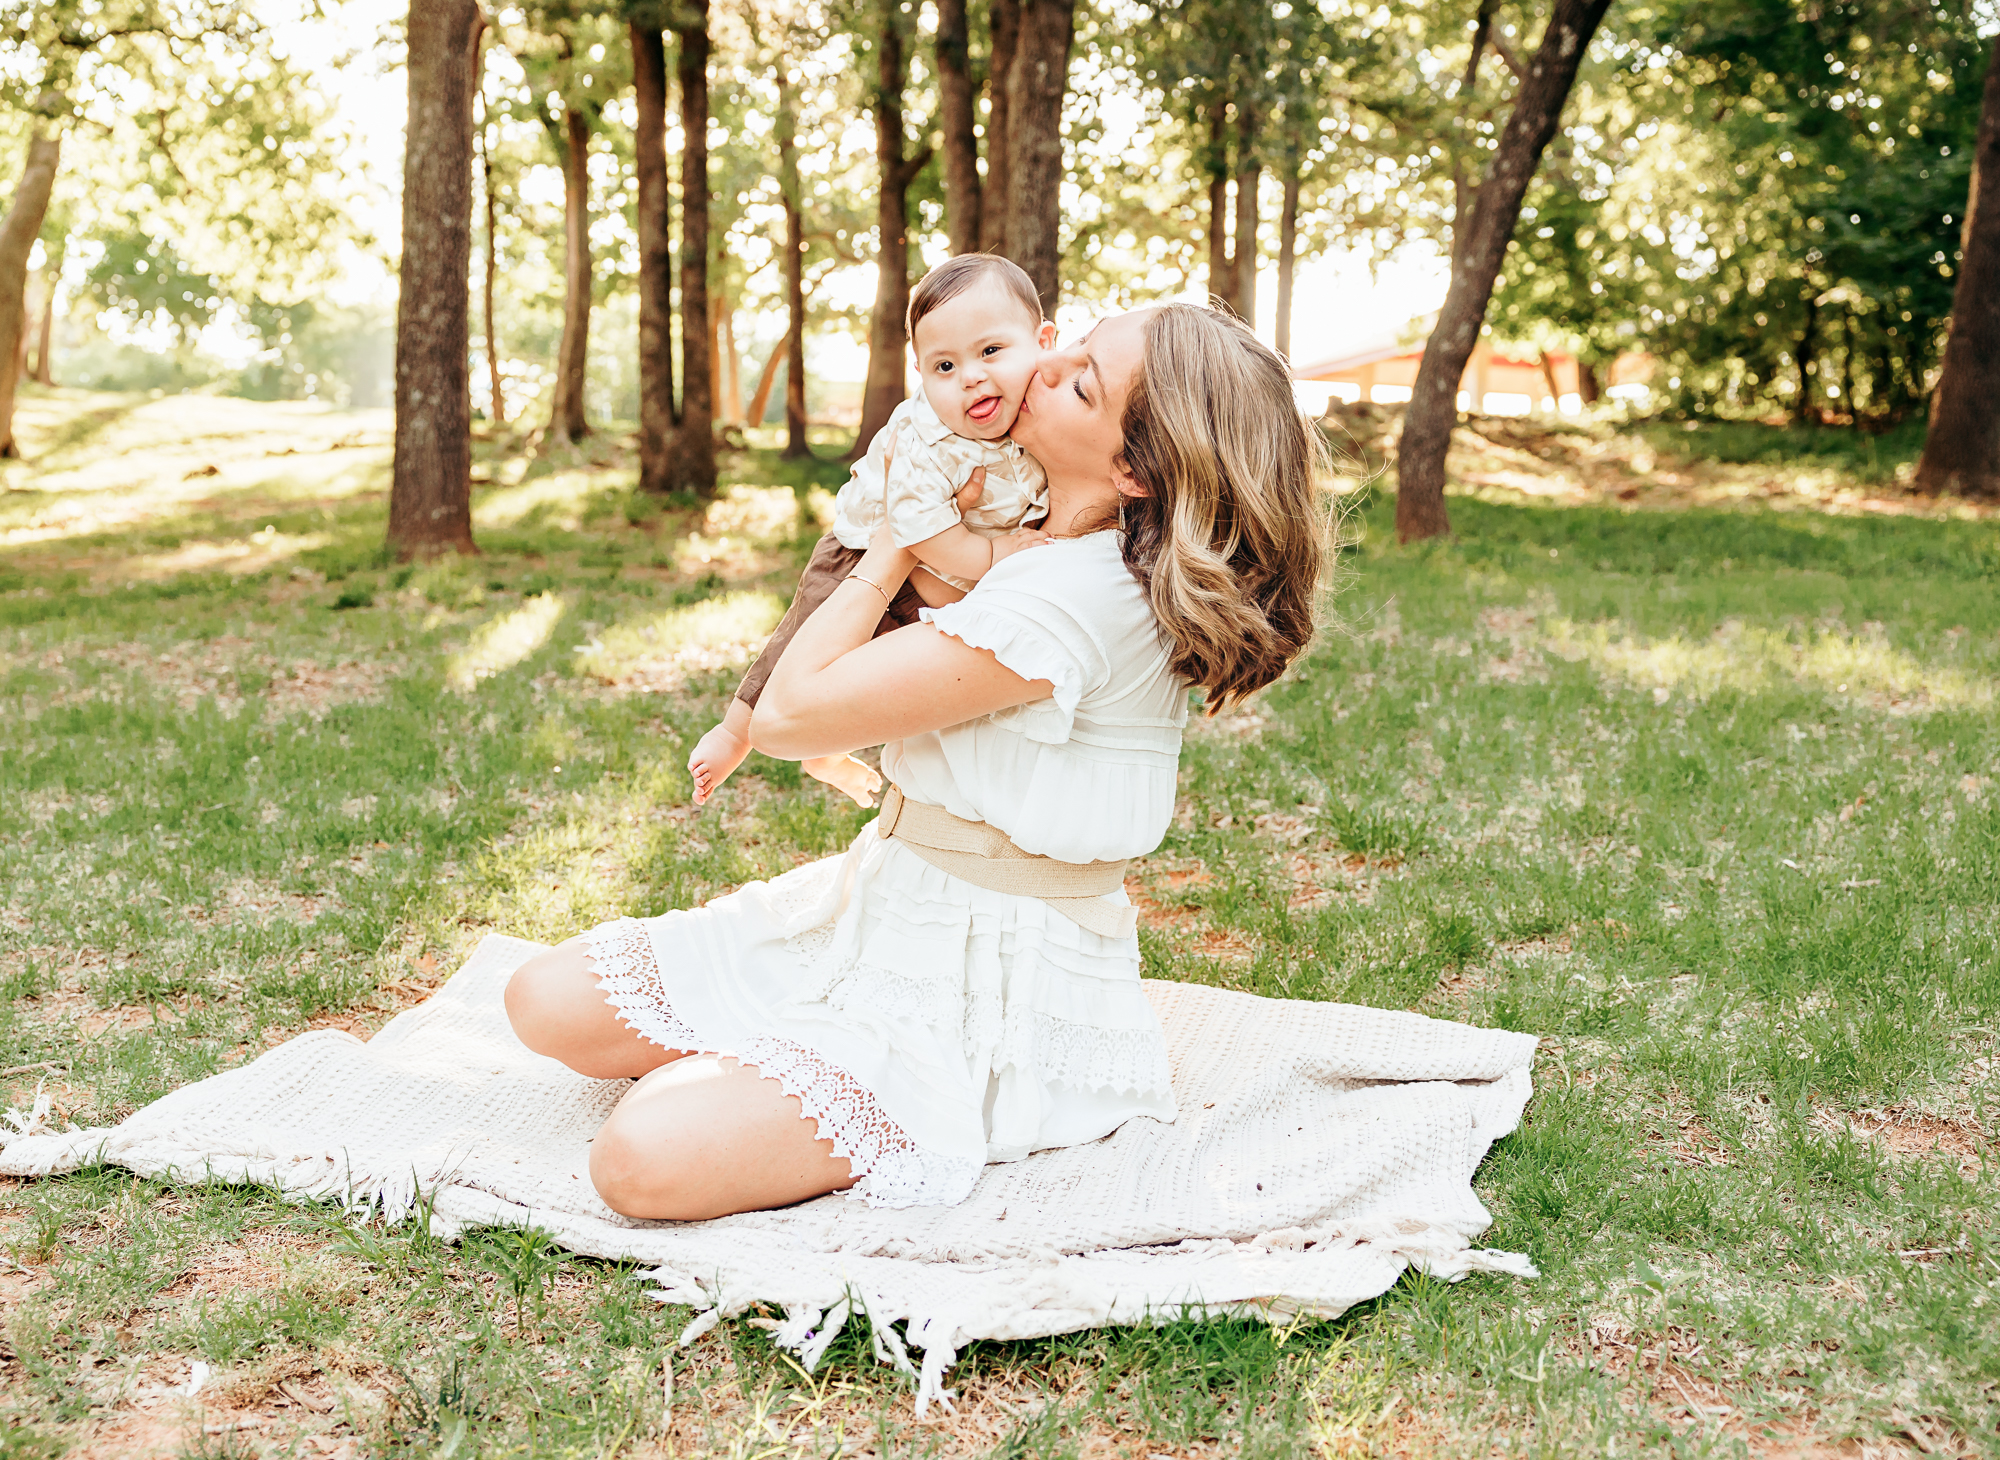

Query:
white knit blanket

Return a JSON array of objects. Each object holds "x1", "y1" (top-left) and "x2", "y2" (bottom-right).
[{"x1": 0, "y1": 935, "x2": 1538, "y2": 1410}]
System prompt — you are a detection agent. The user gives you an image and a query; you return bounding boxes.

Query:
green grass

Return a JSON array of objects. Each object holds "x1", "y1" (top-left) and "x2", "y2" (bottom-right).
[{"x1": 1, "y1": 392, "x2": 1996, "y2": 1457}]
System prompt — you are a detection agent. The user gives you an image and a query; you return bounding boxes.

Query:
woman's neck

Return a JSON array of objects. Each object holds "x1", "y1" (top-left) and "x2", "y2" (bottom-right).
[{"x1": 1040, "y1": 474, "x2": 1120, "y2": 538}]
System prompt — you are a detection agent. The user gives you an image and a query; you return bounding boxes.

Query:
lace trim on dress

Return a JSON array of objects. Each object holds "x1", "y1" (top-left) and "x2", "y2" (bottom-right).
[
  {"x1": 585, "y1": 918, "x2": 702, "y2": 1052},
  {"x1": 582, "y1": 918, "x2": 974, "y2": 1208},
  {"x1": 734, "y1": 1035, "x2": 984, "y2": 1208}
]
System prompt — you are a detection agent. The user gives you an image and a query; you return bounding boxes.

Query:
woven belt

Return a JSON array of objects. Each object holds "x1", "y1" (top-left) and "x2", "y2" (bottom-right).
[{"x1": 874, "y1": 784, "x2": 1138, "y2": 940}]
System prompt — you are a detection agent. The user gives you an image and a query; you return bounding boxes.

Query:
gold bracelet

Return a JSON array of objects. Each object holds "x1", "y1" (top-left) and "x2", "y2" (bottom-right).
[{"x1": 845, "y1": 570, "x2": 893, "y2": 607}]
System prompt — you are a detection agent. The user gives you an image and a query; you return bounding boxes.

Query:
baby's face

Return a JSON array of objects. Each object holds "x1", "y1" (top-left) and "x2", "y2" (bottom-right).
[{"x1": 913, "y1": 283, "x2": 1055, "y2": 441}]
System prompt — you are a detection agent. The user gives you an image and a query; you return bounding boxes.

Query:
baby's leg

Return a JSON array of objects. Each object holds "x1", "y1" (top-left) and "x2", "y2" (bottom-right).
[
  {"x1": 688, "y1": 696, "x2": 754, "y2": 805},
  {"x1": 802, "y1": 753, "x2": 882, "y2": 809}
]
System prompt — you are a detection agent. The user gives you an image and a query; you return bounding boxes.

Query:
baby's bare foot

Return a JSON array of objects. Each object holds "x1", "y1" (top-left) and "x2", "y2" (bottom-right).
[
  {"x1": 688, "y1": 721, "x2": 752, "y2": 806},
  {"x1": 803, "y1": 753, "x2": 882, "y2": 809}
]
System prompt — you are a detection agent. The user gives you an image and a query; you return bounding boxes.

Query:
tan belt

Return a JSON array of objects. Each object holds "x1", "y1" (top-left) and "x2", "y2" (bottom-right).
[{"x1": 874, "y1": 784, "x2": 1138, "y2": 940}]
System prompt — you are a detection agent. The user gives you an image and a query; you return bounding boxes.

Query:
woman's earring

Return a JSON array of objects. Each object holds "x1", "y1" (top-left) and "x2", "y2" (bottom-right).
[{"x1": 1118, "y1": 497, "x2": 1128, "y2": 533}]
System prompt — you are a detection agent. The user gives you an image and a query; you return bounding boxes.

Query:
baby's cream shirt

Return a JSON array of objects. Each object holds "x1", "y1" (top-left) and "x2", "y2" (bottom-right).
[{"x1": 831, "y1": 391, "x2": 1048, "y2": 590}]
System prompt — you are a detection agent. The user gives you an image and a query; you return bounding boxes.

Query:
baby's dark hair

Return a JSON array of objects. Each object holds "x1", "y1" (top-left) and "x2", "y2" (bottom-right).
[{"x1": 907, "y1": 254, "x2": 1043, "y2": 340}]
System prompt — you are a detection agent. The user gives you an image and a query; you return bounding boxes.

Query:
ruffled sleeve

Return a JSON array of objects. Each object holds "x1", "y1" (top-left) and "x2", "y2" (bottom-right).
[{"x1": 919, "y1": 538, "x2": 1125, "y2": 745}]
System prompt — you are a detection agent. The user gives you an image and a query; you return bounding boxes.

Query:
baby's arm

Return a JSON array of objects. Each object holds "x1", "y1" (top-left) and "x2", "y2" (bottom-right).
[{"x1": 907, "y1": 521, "x2": 1003, "y2": 582}]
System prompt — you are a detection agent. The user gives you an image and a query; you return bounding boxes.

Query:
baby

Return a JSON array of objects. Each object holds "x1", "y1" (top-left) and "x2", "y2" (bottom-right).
[{"x1": 688, "y1": 253, "x2": 1055, "y2": 807}]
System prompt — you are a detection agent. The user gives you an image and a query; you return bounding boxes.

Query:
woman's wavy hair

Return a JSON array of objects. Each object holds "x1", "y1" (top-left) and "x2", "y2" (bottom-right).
[{"x1": 1114, "y1": 304, "x2": 1331, "y2": 710}]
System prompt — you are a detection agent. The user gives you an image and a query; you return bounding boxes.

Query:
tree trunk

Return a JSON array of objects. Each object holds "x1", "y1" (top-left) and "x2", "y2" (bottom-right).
[
  {"x1": 725, "y1": 308, "x2": 742, "y2": 423},
  {"x1": 937, "y1": 0, "x2": 982, "y2": 254},
  {"x1": 1205, "y1": 100, "x2": 1235, "y2": 317},
  {"x1": 478, "y1": 101, "x2": 504, "y2": 425},
  {"x1": 389, "y1": 0, "x2": 483, "y2": 558},
  {"x1": 854, "y1": 3, "x2": 928, "y2": 458},
  {"x1": 1394, "y1": 0, "x2": 1615, "y2": 543},
  {"x1": 1275, "y1": 167, "x2": 1299, "y2": 360},
  {"x1": 668, "y1": 0, "x2": 717, "y2": 495},
  {"x1": 32, "y1": 265, "x2": 54, "y2": 385},
  {"x1": 633, "y1": 22, "x2": 673, "y2": 491},
  {"x1": 978, "y1": 0, "x2": 1020, "y2": 254},
  {"x1": 1914, "y1": 28, "x2": 2000, "y2": 499},
  {"x1": 746, "y1": 337, "x2": 783, "y2": 427},
  {"x1": 544, "y1": 103, "x2": 593, "y2": 446},
  {"x1": 778, "y1": 68, "x2": 811, "y2": 459},
  {"x1": 1792, "y1": 283, "x2": 1818, "y2": 426},
  {"x1": 1577, "y1": 356, "x2": 1601, "y2": 403},
  {"x1": 1002, "y1": 0, "x2": 1076, "y2": 315},
  {"x1": 0, "y1": 130, "x2": 60, "y2": 458},
  {"x1": 1840, "y1": 308, "x2": 1856, "y2": 424},
  {"x1": 1232, "y1": 104, "x2": 1260, "y2": 327}
]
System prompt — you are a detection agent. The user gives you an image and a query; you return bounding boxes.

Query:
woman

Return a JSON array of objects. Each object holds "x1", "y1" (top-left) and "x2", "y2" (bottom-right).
[{"x1": 504, "y1": 304, "x2": 1328, "y2": 1220}]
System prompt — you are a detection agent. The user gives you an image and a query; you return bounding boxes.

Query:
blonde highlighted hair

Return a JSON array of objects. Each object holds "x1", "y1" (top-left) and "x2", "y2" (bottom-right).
[{"x1": 1115, "y1": 304, "x2": 1330, "y2": 709}]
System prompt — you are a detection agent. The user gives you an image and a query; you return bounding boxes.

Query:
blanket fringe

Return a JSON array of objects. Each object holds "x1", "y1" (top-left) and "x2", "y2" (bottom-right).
[{"x1": 639, "y1": 1216, "x2": 1538, "y2": 1418}]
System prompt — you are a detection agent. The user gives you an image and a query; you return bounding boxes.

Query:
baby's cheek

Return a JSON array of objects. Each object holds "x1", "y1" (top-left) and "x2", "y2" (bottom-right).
[{"x1": 918, "y1": 376, "x2": 963, "y2": 426}]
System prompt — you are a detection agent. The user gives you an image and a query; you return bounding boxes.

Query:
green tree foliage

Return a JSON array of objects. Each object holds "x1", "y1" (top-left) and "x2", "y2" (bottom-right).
[{"x1": 1492, "y1": 0, "x2": 1991, "y2": 422}]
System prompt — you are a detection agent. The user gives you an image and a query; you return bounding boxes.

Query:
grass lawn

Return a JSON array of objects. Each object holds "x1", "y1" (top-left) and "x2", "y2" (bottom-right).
[{"x1": 1, "y1": 386, "x2": 1997, "y2": 1459}]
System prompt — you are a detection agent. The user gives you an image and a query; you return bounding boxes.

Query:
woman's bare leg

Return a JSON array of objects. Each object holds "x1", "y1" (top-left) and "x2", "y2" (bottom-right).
[
  {"x1": 504, "y1": 939, "x2": 686, "y2": 1080},
  {"x1": 589, "y1": 1056, "x2": 856, "y2": 1219}
]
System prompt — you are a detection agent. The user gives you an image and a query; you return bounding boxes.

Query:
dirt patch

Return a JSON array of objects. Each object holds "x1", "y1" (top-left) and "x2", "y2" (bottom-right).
[
  {"x1": 72, "y1": 637, "x2": 394, "y2": 720},
  {"x1": 1124, "y1": 865, "x2": 1212, "y2": 929},
  {"x1": 1838, "y1": 1109, "x2": 1993, "y2": 1177}
]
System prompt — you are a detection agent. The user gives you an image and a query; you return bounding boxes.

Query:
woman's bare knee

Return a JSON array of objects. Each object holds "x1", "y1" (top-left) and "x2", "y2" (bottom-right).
[
  {"x1": 503, "y1": 942, "x2": 665, "y2": 1080},
  {"x1": 503, "y1": 946, "x2": 583, "y2": 1057},
  {"x1": 585, "y1": 1059, "x2": 854, "y2": 1220},
  {"x1": 589, "y1": 1121, "x2": 718, "y2": 1221}
]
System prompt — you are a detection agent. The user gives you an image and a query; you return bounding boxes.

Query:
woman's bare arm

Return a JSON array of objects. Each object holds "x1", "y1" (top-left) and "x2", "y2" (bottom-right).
[{"x1": 749, "y1": 531, "x2": 1049, "y2": 762}]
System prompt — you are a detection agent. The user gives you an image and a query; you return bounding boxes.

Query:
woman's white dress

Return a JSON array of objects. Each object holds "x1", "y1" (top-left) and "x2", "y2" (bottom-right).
[{"x1": 582, "y1": 532, "x2": 1188, "y2": 1207}]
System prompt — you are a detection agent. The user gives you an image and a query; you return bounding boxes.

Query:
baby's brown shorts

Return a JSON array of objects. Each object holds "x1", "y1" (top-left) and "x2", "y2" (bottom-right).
[{"x1": 734, "y1": 531, "x2": 928, "y2": 709}]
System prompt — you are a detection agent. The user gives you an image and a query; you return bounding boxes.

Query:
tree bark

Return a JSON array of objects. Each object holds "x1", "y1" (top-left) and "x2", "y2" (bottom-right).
[
  {"x1": 1394, "y1": 0, "x2": 1614, "y2": 543},
  {"x1": 1205, "y1": 100, "x2": 1235, "y2": 317},
  {"x1": 1002, "y1": 0, "x2": 1076, "y2": 315},
  {"x1": 544, "y1": 103, "x2": 593, "y2": 446},
  {"x1": 1793, "y1": 282, "x2": 1818, "y2": 426},
  {"x1": 1232, "y1": 103, "x2": 1260, "y2": 327},
  {"x1": 978, "y1": 0, "x2": 1020, "y2": 254},
  {"x1": 478, "y1": 100, "x2": 504, "y2": 425},
  {"x1": 1577, "y1": 356, "x2": 1601, "y2": 403},
  {"x1": 713, "y1": 293, "x2": 742, "y2": 425},
  {"x1": 1914, "y1": 29, "x2": 2000, "y2": 499},
  {"x1": 746, "y1": 337, "x2": 783, "y2": 427},
  {"x1": 854, "y1": 3, "x2": 930, "y2": 458},
  {"x1": 633, "y1": 22, "x2": 673, "y2": 491},
  {"x1": 668, "y1": 0, "x2": 717, "y2": 495},
  {"x1": 937, "y1": 0, "x2": 982, "y2": 254},
  {"x1": 1275, "y1": 167, "x2": 1299, "y2": 360},
  {"x1": 31, "y1": 265, "x2": 55, "y2": 385},
  {"x1": 0, "y1": 130, "x2": 60, "y2": 458},
  {"x1": 777, "y1": 68, "x2": 811, "y2": 458},
  {"x1": 389, "y1": 0, "x2": 483, "y2": 558}
]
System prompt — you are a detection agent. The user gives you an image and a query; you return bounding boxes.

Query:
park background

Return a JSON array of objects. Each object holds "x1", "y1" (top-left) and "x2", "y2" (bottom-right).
[{"x1": 1, "y1": 0, "x2": 1998, "y2": 1457}]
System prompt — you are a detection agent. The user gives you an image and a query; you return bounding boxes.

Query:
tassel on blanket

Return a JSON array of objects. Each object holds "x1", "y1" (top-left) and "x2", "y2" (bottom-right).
[
  {"x1": 1, "y1": 1084, "x2": 56, "y2": 1145},
  {"x1": 1249, "y1": 1218, "x2": 1541, "y2": 1281}
]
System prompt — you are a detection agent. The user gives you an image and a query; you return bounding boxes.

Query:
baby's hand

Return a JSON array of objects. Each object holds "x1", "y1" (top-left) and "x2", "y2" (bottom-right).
[{"x1": 989, "y1": 525, "x2": 1053, "y2": 565}]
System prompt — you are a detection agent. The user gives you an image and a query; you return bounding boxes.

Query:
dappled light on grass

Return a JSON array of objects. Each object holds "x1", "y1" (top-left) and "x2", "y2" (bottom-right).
[
  {"x1": 0, "y1": 392, "x2": 392, "y2": 554},
  {"x1": 447, "y1": 592, "x2": 566, "y2": 692},
  {"x1": 471, "y1": 466, "x2": 624, "y2": 531},
  {"x1": 675, "y1": 483, "x2": 815, "y2": 577},
  {"x1": 123, "y1": 526, "x2": 332, "y2": 581},
  {"x1": 574, "y1": 590, "x2": 782, "y2": 693},
  {"x1": 1548, "y1": 618, "x2": 1996, "y2": 710}
]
